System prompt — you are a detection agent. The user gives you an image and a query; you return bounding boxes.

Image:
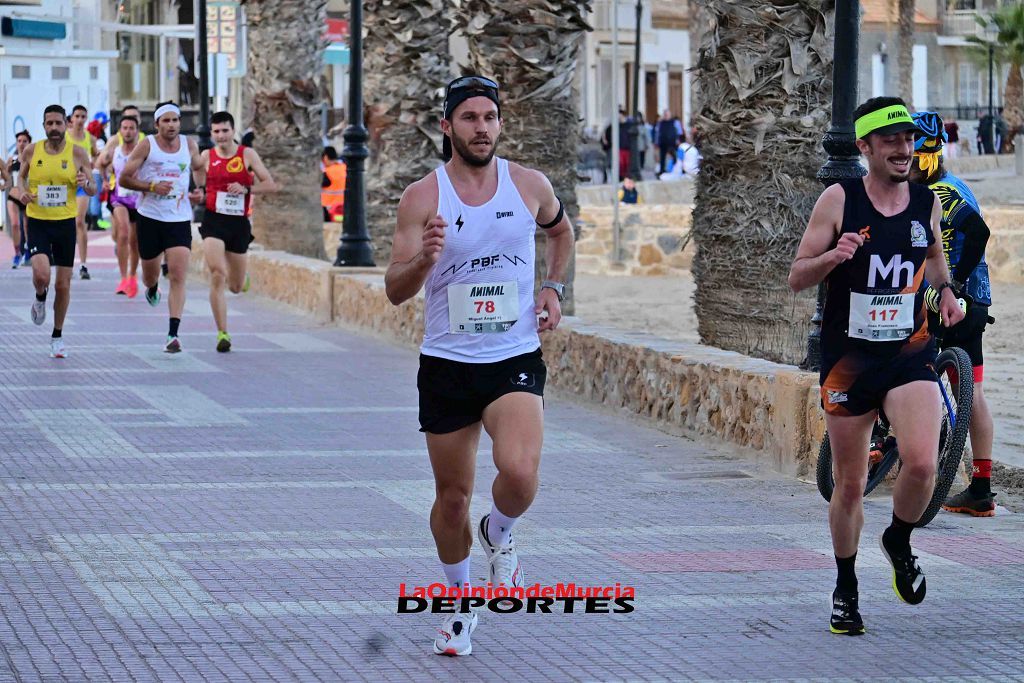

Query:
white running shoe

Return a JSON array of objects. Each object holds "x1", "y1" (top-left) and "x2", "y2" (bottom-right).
[
  {"x1": 49, "y1": 338, "x2": 66, "y2": 359},
  {"x1": 478, "y1": 514, "x2": 523, "y2": 589},
  {"x1": 432, "y1": 610, "x2": 477, "y2": 656},
  {"x1": 30, "y1": 300, "x2": 46, "y2": 326}
]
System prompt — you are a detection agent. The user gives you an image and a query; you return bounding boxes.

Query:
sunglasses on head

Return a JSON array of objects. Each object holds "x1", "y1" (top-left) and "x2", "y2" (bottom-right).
[{"x1": 446, "y1": 76, "x2": 499, "y2": 95}]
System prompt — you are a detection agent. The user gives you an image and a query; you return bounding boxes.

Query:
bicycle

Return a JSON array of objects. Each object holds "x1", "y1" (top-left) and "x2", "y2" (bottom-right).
[{"x1": 816, "y1": 298, "x2": 975, "y2": 528}]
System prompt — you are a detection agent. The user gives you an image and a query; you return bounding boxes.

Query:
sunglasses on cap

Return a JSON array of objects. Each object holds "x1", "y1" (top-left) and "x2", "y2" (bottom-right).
[{"x1": 446, "y1": 76, "x2": 499, "y2": 94}]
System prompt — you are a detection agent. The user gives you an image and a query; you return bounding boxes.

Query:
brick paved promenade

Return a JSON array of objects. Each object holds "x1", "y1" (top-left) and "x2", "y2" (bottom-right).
[{"x1": 0, "y1": 235, "x2": 1022, "y2": 681}]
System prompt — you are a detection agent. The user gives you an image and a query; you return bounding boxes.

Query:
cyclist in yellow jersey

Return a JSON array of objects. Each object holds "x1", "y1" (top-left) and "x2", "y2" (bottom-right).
[
  {"x1": 18, "y1": 104, "x2": 96, "y2": 358},
  {"x1": 66, "y1": 105, "x2": 98, "y2": 280}
]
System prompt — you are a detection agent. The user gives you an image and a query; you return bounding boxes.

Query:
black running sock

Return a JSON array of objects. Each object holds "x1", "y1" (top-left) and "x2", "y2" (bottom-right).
[
  {"x1": 51, "y1": 328, "x2": 61, "y2": 339},
  {"x1": 883, "y1": 512, "x2": 915, "y2": 550},
  {"x1": 147, "y1": 284, "x2": 158, "y2": 298},
  {"x1": 35, "y1": 289, "x2": 47, "y2": 302},
  {"x1": 835, "y1": 553, "x2": 857, "y2": 593},
  {"x1": 168, "y1": 317, "x2": 181, "y2": 338}
]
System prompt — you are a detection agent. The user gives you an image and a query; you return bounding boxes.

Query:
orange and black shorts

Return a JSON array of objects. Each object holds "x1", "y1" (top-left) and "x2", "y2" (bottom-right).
[{"x1": 819, "y1": 340, "x2": 938, "y2": 417}]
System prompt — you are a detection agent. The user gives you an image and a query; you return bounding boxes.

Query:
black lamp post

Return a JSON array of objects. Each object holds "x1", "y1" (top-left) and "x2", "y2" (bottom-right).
[
  {"x1": 987, "y1": 42, "x2": 995, "y2": 119},
  {"x1": 334, "y1": 0, "x2": 375, "y2": 266},
  {"x1": 628, "y1": 0, "x2": 643, "y2": 180},
  {"x1": 804, "y1": 0, "x2": 865, "y2": 372},
  {"x1": 195, "y1": 0, "x2": 212, "y2": 150}
]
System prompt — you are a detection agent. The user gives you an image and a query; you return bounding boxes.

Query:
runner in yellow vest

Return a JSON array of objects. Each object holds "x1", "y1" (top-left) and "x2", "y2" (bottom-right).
[
  {"x1": 66, "y1": 104, "x2": 98, "y2": 280},
  {"x1": 17, "y1": 104, "x2": 97, "y2": 358}
]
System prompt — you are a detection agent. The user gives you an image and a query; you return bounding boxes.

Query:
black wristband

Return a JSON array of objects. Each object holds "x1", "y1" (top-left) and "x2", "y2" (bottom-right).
[
  {"x1": 538, "y1": 199, "x2": 564, "y2": 229},
  {"x1": 935, "y1": 281, "x2": 954, "y2": 298}
]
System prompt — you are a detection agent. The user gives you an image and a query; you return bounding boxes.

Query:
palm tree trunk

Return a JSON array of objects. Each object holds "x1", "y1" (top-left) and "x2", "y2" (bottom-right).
[
  {"x1": 897, "y1": 0, "x2": 915, "y2": 107},
  {"x1": 1003, "y1": 63, "x2": 1024, "y2": 144},
  {"x1": 242, "y1": 0, "x2": 328, "y2": 259},
  {"x1": 364, "y1": 0, "x2": 451, "y2": 265},
  {"x1": 691, "y1": 0, "x2": 831, "y2": 365},
  {"x1": 452, "y1": 0, "x2": 592, "y2": 314}
]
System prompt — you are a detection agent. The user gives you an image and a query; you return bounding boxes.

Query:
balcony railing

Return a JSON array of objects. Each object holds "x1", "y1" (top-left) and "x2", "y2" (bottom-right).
[{"x1": 945, "y1": 9, "x2": 986, "y2": 36}]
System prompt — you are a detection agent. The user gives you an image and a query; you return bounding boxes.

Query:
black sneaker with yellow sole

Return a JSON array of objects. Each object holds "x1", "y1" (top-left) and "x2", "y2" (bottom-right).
[
  {"x1": 879, "y1": 535, "x2": 926, "y2": 605},
  {"x1": 830, "y1": 589, "x2": 865, "y2": 635}
]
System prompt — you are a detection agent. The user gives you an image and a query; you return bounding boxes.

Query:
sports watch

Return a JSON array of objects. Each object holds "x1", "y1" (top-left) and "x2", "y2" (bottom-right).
[{"x1": 541, "y1": 280, "x2": 565, "y2": 302}]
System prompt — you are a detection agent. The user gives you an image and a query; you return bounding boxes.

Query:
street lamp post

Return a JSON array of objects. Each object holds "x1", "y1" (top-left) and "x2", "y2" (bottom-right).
[
  {"x1": 195, "y1": 0, "x2": 212, "y2": 150},
  {"x1": 987, "y1": 43, "x2": 995, "y2": 119},
  {"x1": 804, "y1": 0, "x2": 865, "y2": 372},
  {"x1": 629, "y1": 0, "x2": 643, "y2": 180},
  {"x1": 334, "y1": 0, "x2": 375, "y2": 267}
]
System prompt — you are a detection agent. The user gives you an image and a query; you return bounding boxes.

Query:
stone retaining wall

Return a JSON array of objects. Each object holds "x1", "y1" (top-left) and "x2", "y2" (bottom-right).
[
  {"x1": 189, "y1": 236, "x2": 825, "y2": 477},
  {"x1": 574, "y1": 204, "x2": 1024, "y2": 283}
]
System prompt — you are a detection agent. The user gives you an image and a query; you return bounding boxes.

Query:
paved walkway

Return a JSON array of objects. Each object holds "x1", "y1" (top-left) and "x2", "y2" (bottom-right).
[{"x1": 0, "y1": 235, "x2": 1022, "y2": 681}]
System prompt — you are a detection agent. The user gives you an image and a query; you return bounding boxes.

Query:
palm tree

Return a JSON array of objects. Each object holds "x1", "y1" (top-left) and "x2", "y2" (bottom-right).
[
  {"x1": 690, "y1": 0, "x2": 832, "y2": 365},
  {"x1": 241, "y1": 0, "x2": 328, "y2": 259},
  {"x1": 364, "y1": 0, "x2": 451, "y2": 265},
  {"x1": 969, "y1": 4, "x2": 1024, "y2": 145},
  {"x1": 452, "y1": 0, "x2": 592, "y2": 314},
  {"x1": 896, "y1": 0, "x2": 915, "y2": 106}
]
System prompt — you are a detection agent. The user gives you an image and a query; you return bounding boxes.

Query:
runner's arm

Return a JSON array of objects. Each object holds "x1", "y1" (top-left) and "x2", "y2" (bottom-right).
[
  {"x1": 93, "y1": 145, "x2": 113, "y2": 175},
  {"x1": 18, "y1": 145, "x2": 34, "y2": 202},
  {"x1": 385, "y1": 179, "x2": 440, "y2": 306},
  {"x1": 533, "y1": 174, "x2": 574, "y2": 283},
  {"x1": 0, "y1": 160, "x2": 8, "y2": 190},
  {"x1": 788, "y1": 184, "x2": 850, "y2": 292},
  {"x1": 245, "y1": 148, "x2": 278, "y2": 194},
  {"x1": 118, "y1": 138, "x2": 151, "y2": 191},
  {"x1": 189, "y1": 138, "x2": 206, "y2": 188},
  {"x1": 74, "y1": 147, "x2": 96, "y2": 196}
]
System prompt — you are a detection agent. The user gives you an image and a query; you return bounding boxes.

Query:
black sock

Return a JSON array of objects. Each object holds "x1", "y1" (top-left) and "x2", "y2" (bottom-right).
[
  {"x1": 51, "y1": 328, "x2": 61, "y2": 339},
  {"x1": 147, "y1": 284, "x2": 158, "y2": 298},
  {"x1": 169, "y1": 317, "x2": 181, "y2": 338},
  {"x1": 35, "y1": 289, "x2": 47, "y2": 302},
  {"x1": 835, "y1": 553, "x2": 857, "y2": 593},
  {"x1": 883, "y1": 512, "x2": 915, "y2": 550}
]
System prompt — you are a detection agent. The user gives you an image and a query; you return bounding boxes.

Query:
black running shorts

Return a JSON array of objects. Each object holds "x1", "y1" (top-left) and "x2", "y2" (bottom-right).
[
  {"x1": 26, "y1": 217, "x2": 76, "y2": 268},
  {"x1": 199, "y1": 211, "x2": 254, "y2": 254},
  {"x1": 820, "y1": 338, "x2": 938, "y2": 417},
  {"x1": 136, "y1": 214, "x2": 192, "y2": 261},
  {"x1": 418, "y1": 348, "x2": 546, "y2": 434}
]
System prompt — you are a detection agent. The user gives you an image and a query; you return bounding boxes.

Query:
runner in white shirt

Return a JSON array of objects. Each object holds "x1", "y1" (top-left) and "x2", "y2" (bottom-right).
[
  {"x1": 385, "y1": 75, "x2": 575, "y2": 657},
  {"x1": 119, "y1": 102, "x2": 205, "y2": 353}
]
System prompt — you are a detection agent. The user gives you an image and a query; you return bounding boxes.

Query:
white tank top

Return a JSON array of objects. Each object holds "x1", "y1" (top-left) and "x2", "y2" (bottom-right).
[
  {"x1": 136, "y1": 135, "x2": 193, "y2": 222},
  {"x1": 421, "y1": 157, "x2": 539, "y2": 363}
]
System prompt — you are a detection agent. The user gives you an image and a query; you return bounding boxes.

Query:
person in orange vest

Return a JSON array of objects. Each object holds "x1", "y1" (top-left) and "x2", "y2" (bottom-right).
[{"x1": 321, "y1": 146, "x2": 346, "y2": 222}]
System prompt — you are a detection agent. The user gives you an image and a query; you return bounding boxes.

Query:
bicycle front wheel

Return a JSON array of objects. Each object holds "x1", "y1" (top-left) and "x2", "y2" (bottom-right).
[{"x1": 916, "y1": 347, "x2": 974, "y2": 527}]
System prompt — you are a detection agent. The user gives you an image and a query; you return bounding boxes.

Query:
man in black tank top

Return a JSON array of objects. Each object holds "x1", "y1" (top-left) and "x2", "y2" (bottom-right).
[{"x1": 789, "y1": 97, "x2": 965, "y2": 635}]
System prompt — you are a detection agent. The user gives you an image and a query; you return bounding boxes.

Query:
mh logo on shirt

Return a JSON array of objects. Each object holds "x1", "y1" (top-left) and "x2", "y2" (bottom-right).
[{"x1": 867, "y1": 254, "x2": 914, "y2": 289}]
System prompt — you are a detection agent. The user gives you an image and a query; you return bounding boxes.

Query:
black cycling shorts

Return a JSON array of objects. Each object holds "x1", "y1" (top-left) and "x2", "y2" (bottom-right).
[
  {"x1": 820, "y1": 337, "x2": 938, "y2": 417},
  {"x1": 26, "y1": 217, "x2": 76, "y2": 268},
  {"x1": 136, "y1": 213, "x2": 192, "y2": 261},
  {"x1": 931, "y1": 303, "x2": 988, "y2": 370},
  {"x1": 199, "y1": 211, "x2": 254, "y2": 254},
  {"x1": 418, "y1": 348, "x2": 546, "y2": 434}
]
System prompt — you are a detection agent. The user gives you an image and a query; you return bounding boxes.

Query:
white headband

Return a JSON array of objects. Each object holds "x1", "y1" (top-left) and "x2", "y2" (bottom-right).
[{"x1": 153, "y1": 103, "x2": 181, "y2": 122}]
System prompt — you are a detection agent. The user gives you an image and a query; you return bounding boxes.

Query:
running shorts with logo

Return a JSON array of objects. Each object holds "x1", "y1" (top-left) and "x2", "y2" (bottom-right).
[
  {"x1": 418, "y1": 348, "x2": 546, "y2": 434},
  {"x1": 27, "y1": 217, "x2": 76, "y2": 267},
  {"x1": 819, "y1": 178, "x2": 939, "y2": 417},
  {"x1": 136, "y1": 215, "x2": 192, "y2": 261}
]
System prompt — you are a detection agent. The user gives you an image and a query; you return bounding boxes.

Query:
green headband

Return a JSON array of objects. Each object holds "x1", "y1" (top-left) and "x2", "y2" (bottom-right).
[{"x1": 855, "y1": 104, "x2": 915, "y2": 139}]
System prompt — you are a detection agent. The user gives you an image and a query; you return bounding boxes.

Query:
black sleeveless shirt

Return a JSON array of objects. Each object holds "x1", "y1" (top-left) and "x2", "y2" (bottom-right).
[{"x1": 822, "y1": 178, "x2": 936, "y2": 358}]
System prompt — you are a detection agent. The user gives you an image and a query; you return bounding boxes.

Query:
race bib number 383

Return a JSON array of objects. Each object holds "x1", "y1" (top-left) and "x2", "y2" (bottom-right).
[
  {"x1": 448, "y1": 281, "x2": 519, "y2": 334},
  {"x1": 848, "y1": 292, "x2": 915, "y2": 341},
  {"x1": 39, "y1": 185, "x2": 68, "y2": 208}
]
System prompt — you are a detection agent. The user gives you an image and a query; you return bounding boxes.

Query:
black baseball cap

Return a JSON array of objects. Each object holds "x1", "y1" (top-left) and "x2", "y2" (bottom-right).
[{"x1": 442, "y1": 75, "x2": 500, "y2": 161}]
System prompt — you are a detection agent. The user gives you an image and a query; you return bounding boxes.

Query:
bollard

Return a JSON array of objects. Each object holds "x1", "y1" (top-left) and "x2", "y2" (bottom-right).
[{"x1": 1016, "y1": 133, "x2": 1023, "y2": 176}]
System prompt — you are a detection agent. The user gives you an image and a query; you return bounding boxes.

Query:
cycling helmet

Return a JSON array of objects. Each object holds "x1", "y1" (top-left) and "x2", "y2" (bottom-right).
[{"x1": 911, "y1": 111, "x2": 947, "y2": 151}]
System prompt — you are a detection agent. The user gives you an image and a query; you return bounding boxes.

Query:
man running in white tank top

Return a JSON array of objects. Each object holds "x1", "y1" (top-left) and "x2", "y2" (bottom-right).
[
  {"x1": 386, "y1": 75, "x2": 575, "y2": 657},
  {"x1": 119, "y1": 102, "x2": 205, "y2": 353}
]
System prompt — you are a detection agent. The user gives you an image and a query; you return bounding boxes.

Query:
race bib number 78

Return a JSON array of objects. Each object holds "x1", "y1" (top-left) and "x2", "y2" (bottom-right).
[{"x1": 448, "y1": 281, "x2": 519, "y2": 334}]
